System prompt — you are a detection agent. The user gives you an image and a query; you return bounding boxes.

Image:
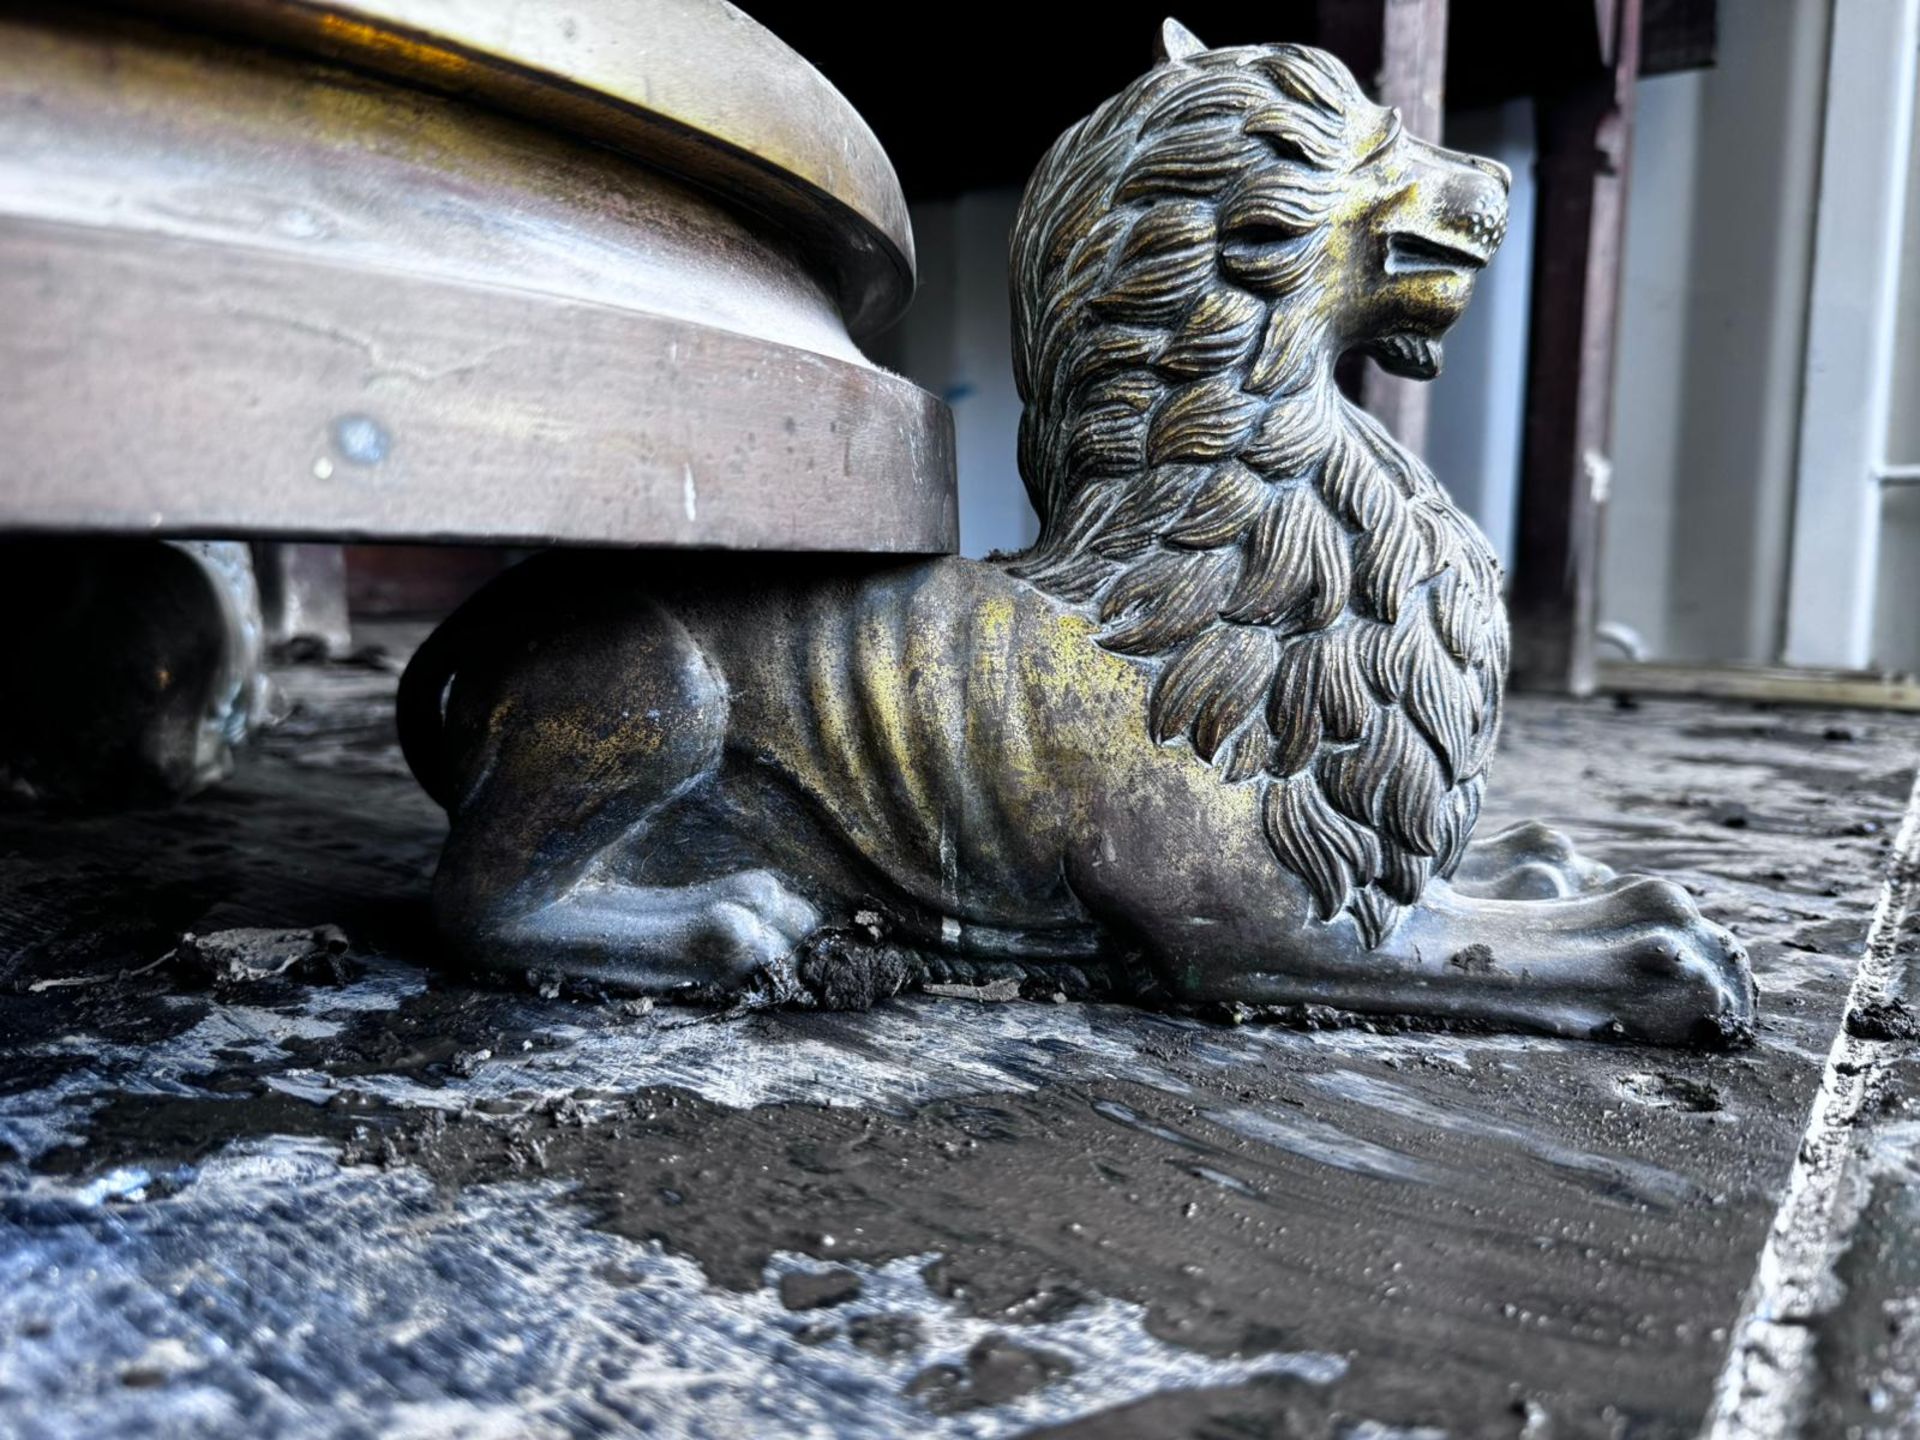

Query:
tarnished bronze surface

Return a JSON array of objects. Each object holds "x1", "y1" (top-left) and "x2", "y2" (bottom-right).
[
  {"x1": 0, "y1": 5, "x2": 953, "y2": 551},
  {"x1": 0, "y1": 540, "x2": 268, "y2": 804},
  {"x1": 113, "y1": 0, "x2": 915, "y2": 336},
  {"x1": 402, "y1": 22, "x2": 1751, "y2": 1045},
  {"x1": 0, "y1": 221, "x2": 955, "y2": 549}
]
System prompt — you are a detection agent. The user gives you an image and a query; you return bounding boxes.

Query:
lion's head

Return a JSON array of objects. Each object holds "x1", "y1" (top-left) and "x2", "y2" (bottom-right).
[
  {"x1": 1010, "y1": 20, "x2": 1509, "y2": 528},
  {"x1": 1004, "y1": 22, "x2": 1513, "y2": 948}
]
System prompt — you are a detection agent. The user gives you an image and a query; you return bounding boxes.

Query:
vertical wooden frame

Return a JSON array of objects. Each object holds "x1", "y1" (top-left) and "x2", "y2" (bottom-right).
[
  {"x1": 1780, "y1": 0, "x2": 1920, "y2": 669},
  {"x1": 1508, "y1": 0, "x2": 1643, "y2": 695}
]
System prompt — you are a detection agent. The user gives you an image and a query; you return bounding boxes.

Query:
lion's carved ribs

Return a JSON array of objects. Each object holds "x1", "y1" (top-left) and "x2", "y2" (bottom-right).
[{"x1": 401, "y1": 22, "x2": 1756, "y2": 1046}]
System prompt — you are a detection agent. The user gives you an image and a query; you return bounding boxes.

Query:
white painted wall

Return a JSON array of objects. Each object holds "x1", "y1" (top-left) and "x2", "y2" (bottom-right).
[
  {"x1": 1600, "y1": 0, "x2": 1833, "y2": 665},
  {"x1": 1600, "y1": 68, "x2": 1701, "y2": 658},
  {"x1": 1873, "y1": 488, "x2": 1920, "y2": 674},
  {"x1": 1781, "y1": 0, "x2": 1918, "y2": 668},
  {"x1": 868, "y1": 189, "x2": 1033, "y2": 559},
  {"x1": 1427, "y1": 99, "x2": 1537, "y2": 575},
  {"x1": 1872, "y1": 72, "x2": 1920, "y2": 676},
  {"x1": 1894, "y1": 70, "x2": 1920, "y2": 469}
]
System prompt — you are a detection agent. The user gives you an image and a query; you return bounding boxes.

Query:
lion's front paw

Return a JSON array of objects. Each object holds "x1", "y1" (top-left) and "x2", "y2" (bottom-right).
[
  {"x1": 1595, "y1": 878, "x2": 1755, "y2": 1047},
  {"x1": 1455, "y1": 820, "x2": 1617, "y2": 900}
]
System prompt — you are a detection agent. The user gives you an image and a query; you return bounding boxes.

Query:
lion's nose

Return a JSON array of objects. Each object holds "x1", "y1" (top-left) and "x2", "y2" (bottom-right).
[{"x1": 1441, "y1": 163, "x2": 1510, "y2": 257}]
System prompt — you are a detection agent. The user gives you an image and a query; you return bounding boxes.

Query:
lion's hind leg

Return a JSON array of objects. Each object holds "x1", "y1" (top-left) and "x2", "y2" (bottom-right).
[
  {"x1": 489, "y1": 869, "x2": 822, "y2": 997},
  {"x1": 430, "y1": 599, "x2": 819, "y2": 997}
]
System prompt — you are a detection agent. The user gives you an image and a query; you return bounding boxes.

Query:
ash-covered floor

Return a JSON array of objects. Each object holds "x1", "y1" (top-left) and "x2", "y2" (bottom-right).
[{"x1": 3, "y1": 646, "x2": 1918, "y2": 1438}]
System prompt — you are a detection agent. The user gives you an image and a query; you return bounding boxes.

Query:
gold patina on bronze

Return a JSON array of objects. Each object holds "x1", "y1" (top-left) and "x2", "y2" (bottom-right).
[{"x1": 401, "y1": 21, "x2": 1754, "y2": 1045}]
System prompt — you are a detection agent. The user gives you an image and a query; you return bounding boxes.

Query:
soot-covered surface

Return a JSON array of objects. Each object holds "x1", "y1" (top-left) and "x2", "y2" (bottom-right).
[{"x1": 2, "y1": 651, "x2": 1917, "y2": 1438}]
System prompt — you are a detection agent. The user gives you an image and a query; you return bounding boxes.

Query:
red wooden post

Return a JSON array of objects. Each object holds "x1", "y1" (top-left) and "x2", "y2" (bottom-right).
[
  {"x1": 1314, "y1": 0, "x2": 1452, "y2": 454},
  {"x1": 1508, "y1": 0, "x2": 1643, "y2": 694}
]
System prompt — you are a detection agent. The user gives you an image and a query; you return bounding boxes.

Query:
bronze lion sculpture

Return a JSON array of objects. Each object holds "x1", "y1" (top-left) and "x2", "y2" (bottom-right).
[{"x1": 398, "y1": 23, "x2": 1753, "y2": 1045}]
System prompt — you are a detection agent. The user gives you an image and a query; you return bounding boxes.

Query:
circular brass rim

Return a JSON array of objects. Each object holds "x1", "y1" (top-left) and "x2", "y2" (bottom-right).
[
  {"x1": 0, "y1": 219, "x2": 957, "y2": 552},
  {"x1": 113, "y1": 0, "x2": 917, "y2": 336}
]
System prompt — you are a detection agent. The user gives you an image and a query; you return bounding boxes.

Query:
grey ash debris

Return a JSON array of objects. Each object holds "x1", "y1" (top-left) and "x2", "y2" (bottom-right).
[
  {"x1": 176, "y1": 925, "x2": 355, "y2": 986},
  {"x1": 905, "y1": 1333, "x2": 1075, "y2": 1414},
  {"x1": 1448, "y1": 944, "x2": 1496, "y2": 974},
  {"x1": 778, "y1": 1268, "x2": 863, "y2": 1311},
  {"x1": 1848, "y1": 997, "x2": 1920, "y2": 1043}
]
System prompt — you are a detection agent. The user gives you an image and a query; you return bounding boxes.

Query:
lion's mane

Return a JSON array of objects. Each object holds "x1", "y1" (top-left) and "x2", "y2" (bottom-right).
[{"x1": 1004, "y1": 41, "x2": 1509, "y2": 947}]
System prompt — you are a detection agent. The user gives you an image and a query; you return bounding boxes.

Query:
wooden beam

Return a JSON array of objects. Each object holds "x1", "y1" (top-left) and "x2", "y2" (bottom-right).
[
  {"x1": 1597, "y1": 659, "x2": 1920, "y2": 713},
  {"x1": 1507, "y1": 0, "x2": 1643, "y2": 696}
]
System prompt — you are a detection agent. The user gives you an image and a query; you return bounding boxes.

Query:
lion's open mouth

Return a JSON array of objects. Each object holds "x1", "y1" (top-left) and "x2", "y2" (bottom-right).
[
  {"x1": 1384, "y1": 230, "x2": 1490, "y2": 277},
  {"x1": 1365, "y1": 333, "x2": 1443, "y2": 380}
]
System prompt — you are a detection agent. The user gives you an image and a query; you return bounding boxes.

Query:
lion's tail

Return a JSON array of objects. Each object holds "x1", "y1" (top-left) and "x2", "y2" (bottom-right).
[
  {"x1": 396, "y1": 612, "x2": 468, "y2": 812},
  {"x1": 398, "y1": 563, "x2": 534, "y2": 811}
]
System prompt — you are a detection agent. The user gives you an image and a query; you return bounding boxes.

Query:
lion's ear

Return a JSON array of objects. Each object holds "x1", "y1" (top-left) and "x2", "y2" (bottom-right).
[{"x1": 1155, "y1": 17, "x2": 1207, "y2": 64}]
